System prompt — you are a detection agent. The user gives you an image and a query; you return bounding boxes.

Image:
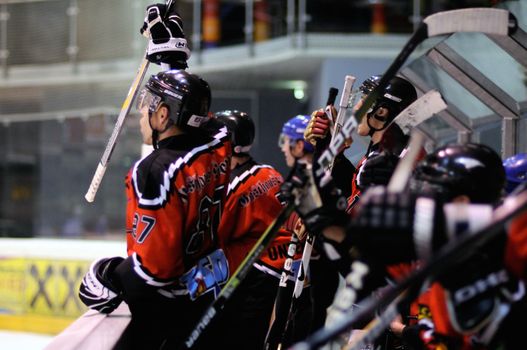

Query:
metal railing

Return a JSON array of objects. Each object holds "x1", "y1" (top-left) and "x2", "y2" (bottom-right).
[{"x1": 0, "y1": 0, "x2": 425, "y2": 78}]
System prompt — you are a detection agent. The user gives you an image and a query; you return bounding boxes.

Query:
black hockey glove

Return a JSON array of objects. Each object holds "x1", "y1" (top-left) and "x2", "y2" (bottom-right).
[
  {"x1": 140, "y1": 4, "x2": 190, "y2": 68},
  {"x1": 356, "y1": 151, "x2": 399, "y2": 190},
  {"x1": 348, "y1": 186, "x2": 445, "y2": 265},
  {"x1": 280, "y1": 160, "x2": 348, "y2": 235},
  {"x1": 79, "y1": 257, "x2": 124, "y2": 314}
]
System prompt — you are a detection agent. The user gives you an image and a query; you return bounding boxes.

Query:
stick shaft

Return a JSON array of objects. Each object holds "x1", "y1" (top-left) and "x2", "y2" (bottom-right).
[
  {"x1": 85, "y1": 0, "x2": 177, "y2": 202},
  {"x1": 182, "y1": 203, "x2": 295, "y2": 349}
]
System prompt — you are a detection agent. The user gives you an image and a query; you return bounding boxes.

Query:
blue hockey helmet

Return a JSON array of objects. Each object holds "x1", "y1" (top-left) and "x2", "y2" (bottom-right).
[
  {"x1": 503, "y1": 153, "x2": 527, "y2": 194},
  {"x1": 279, "y1": 115, "x2": 314, "y2": 153}
]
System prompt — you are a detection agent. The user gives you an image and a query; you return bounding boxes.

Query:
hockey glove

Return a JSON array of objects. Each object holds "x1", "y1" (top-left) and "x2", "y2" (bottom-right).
[
  {"x1": 140, "y1": 4, "x2": 190, "y2": 68},
  {"x1": 281, "y1": 160, "x2": 348, "y2": 236},
  {"x1": 79, "y1": 257, "x2": 124, "y2": 314},
  {"x1": 304, "y1": 108, "x2": 334, "y2": 147},
  {"x1": 356, "y1": 152, "x2": 399, "y2": 190},
  {"x1": 349, "y1": 186, "x2": 446, "y2": 265}
]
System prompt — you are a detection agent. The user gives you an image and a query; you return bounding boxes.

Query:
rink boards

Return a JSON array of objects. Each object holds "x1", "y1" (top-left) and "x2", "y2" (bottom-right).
[{"x1": 0, "y1": 238, "x2": 125, "y2": 334}]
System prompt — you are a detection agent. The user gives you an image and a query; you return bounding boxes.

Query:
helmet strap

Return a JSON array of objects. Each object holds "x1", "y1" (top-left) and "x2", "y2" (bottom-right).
[
  {"x1": 148, "y1": 110, "x2": 159, "y2": 150},
  {"x1": 366, "y1": 106, "x2": 391, "y2": 136},
  {"x1": 289, "y1": 141, "x2": 304, "y2": 160}
]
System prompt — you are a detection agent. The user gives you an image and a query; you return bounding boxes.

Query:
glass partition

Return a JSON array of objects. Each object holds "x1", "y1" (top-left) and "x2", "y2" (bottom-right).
[
  {"x1": 406, "y1": 56, "x2": 499, "y2": 126},
  {"x1": 444, "y1": 32, "x2": 527, "y2": 107}
]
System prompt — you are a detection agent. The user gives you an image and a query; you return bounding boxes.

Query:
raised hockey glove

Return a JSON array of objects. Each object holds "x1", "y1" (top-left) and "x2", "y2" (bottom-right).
[
  {"x1": 140, "y1": 3, "x2": 190, "y2": 68},
  {"x1": 356, "y1": 151, "x2": 399, "y2": 190},
  {"x1": 304, "y1": 108, "x2": 333, "y2": 147},
  {"x1": 79, "y1": 257, "x2": 124, "y2": 314}
]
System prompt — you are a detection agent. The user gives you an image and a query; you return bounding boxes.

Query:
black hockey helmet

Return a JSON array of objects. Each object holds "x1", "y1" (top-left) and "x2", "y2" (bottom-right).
[
  {"x1": 411, "y1": 143, "x2": 505, "y2": 204},
  {"x1": 137, "y1": 69, "x2": 211, "y2": 129},
  {"x1": 360, "y1": 75, "x2": 417, "y2": 132},
  {"x1": 213, "y1": 110, "x2": 255, "y2": 155},
  {"x1": 359, "y1": 75, "x2": 382, "y2": 95}
]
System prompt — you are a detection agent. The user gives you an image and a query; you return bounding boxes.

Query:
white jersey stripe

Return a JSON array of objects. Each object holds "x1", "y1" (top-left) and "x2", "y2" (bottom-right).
[
  {"x1": 227, "y1": 164, "x2": 273, "y2": 196},
  {"x1": 132, "y1": 127, "x2": 228, "y2": 207}
]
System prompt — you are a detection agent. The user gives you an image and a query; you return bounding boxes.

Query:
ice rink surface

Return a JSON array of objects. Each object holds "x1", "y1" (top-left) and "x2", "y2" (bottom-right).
[{"x1": 0, "y1": 331, "x2": 53, "y2": 350}]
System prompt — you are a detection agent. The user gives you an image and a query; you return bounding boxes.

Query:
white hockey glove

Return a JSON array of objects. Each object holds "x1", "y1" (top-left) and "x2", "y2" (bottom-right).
[
  {"x1": 79, "y1": 257, "x2": 124, "y2": 314},
  {"x1": 140, "y1": 3, "x2": 190, "y2": 68}
]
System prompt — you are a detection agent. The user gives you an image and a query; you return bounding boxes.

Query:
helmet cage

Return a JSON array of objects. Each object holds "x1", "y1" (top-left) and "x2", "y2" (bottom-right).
[{"x1": 136, "y1": 87, "x2": 163, "y2": 113}]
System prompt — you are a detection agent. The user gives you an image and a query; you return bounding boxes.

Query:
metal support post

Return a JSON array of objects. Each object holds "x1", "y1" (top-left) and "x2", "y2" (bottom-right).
[
  {"x1": 0, "y1": 4, "x2": 9, "y2": 78},
  {"x1": 66, "y1": 0, "x2": 79, "y2": 73},
  {"x1": 245, "y1": 0, "x2": 254, "y2": 56},
  {"x1": 192, "y1": 0, "x2": 203, "y2": 64}
]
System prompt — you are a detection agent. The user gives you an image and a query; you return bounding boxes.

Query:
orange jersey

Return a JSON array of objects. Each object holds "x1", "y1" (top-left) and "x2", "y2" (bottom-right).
[
  {"x1": 505, "y1": 211, "x2": 527, "y2": 282},
  {"x1": 255, "y1": 211, "x2": 306, "y2": 280},
  {"x1": 125, "y1": 129, "x2": 231, "y2": 285},
  {"x1": 347, "y1": 155, "x2": 367, "y2": 213},
  {"x1": 218, "y1": 159, "x2": 285, "y2": 271}
]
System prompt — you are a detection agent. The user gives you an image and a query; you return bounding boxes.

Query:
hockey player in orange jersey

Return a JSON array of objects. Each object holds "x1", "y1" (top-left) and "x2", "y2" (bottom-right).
[{"x1": 79, "y1": 70, "x2": 231, "y2": 349}]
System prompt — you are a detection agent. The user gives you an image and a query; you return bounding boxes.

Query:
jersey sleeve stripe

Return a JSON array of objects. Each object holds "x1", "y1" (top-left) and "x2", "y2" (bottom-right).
[
  {"x1": 131, "y1": 252, "x2": 176, "y2": 287},
  {"x1": 227, "y1": 164, "x2": 274, "y2": 196},
  {"x1": 132, "y1": 128, "x2": 229, "y2": 207}
]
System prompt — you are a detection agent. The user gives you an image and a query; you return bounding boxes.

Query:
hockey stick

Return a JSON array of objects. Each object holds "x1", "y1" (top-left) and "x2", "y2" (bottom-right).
[
  {"x1": 281, "y1": 231, "x2": 315, "y2": 339},
  {"x1": 180, "y1": 202, "x2": 295, "y2": 349},
  {"x1": 387, "y1": 90, "x2": 446, "y2": 192},
  {"x1": 316, "y1": 90, "x2": 446, "y2": 333},
  {"x1": 327, "y1": 75, "x2": 356, "y2": 171},
  {"x1": 321, "y1": 129, "x2": 427, "y2": 348},
  {"x1": 264, "y1": 233, "x2": 300, "y2": 350},
  {"x1": 391, "y1": 89, "x2": 446, "y2": 136},
  {"x1": 265, "y1": 88, "x2": 339, "y2": 350},
  {"x1": 291, "y1": 186, "x2": 527, "y2": 350},
  {"x1": 181, "y1": 159, "x2": 325, "y2": 349},
  {"x1": 315, "y1": 8, "x2": 516, "y2": 176},
  {"x1": 319, "y1": 92, "x2": 446, "y2": 348},
  {"x1": 84, "y1": 0, "x2": 175, "y2": 203}
]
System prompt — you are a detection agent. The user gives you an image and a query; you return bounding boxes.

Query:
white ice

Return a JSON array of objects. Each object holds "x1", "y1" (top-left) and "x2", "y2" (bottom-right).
[{"x1": 0, "y1": 331, "x2": 53, "y2": 350}]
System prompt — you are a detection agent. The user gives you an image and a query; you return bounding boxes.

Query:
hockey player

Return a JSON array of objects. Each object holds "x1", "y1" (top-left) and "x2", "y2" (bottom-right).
[
  {"x1": 279, "y1": 115, "x2": 316, "y2": 167},
  {"x1": 78, "y1": 70, "x2": 231, "y2": 349},
  {"x1": 294, "y1": 142, "x2": 527, "y2": 349},
  {"x1": 202, "y1": 109, "x2": 295, "y2": 349},
  {"x1": 277, "y1": 115, "x2": 341, "y2": 340},
  {"x1": 305, "y1": 75, "x2": 418, "y2": 211}
]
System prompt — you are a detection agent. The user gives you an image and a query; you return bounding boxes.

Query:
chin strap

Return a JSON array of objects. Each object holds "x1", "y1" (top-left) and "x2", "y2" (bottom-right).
[{"x1": 149, "y1": 111, "x2": 174, "y2": 150}]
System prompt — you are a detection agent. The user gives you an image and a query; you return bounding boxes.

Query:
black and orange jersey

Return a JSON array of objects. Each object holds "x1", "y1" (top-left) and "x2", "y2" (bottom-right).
[
  {"x1": 219, "y1": 158, "x2": 284, "y2": 270},
  {"x1": 347, "y1": 155, "x2": 367, "y2": 213},
  {"x1": 219, "y1": 158, "x2": 305, "y2": 279},
  {"x1": 125, "y1": 128, "x2": 231, "y2": 287},
  {"x1": 255, "y1": 211, "x2": 306, "y2": 279},
  {"x1": 505, "y1": 211, "x2": 527, "y2": 282}
]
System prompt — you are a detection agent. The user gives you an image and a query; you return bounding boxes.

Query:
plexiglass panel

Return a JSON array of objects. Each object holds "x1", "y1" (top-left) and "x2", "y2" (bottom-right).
[
  {"x1": 444, "y1": 33, "x2": 527, "y2": 106},
  {"x1": 499, "y1": 1, "x2": 527, "y2": 32},
  {"x1": 406, "y1": 57, "x2": 498, "y2": 125}
]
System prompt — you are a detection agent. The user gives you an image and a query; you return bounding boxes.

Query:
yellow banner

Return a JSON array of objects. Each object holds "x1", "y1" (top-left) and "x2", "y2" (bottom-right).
[{"x1": 0, "y1": 258, "x2": 90, "y2": 334}]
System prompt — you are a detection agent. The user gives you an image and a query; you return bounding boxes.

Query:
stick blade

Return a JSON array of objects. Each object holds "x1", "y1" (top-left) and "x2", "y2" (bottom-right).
[
  {"x1": 394, "y1": 89, "x2": 447, "y2": 135},
  {"x1": 424, "y1": 8, "x2": 512, "y2": 37},
  {"x1": 387, "y1": 131, "x2": 425, "y2": 193}
]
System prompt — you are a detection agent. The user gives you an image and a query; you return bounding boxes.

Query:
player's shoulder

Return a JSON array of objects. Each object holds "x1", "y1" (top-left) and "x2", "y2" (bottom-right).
[
  {"x1": 131, "y1": 131, "x2": 230, "y2": 207},
  {"x1": 228, "y1": 159, "x2": 283, "y2": 195}
]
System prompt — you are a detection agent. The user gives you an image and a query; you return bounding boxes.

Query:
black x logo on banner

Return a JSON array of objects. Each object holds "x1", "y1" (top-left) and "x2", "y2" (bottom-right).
[{"x1": 30, "y1": 264, "x2": 53, "y2": 309}]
